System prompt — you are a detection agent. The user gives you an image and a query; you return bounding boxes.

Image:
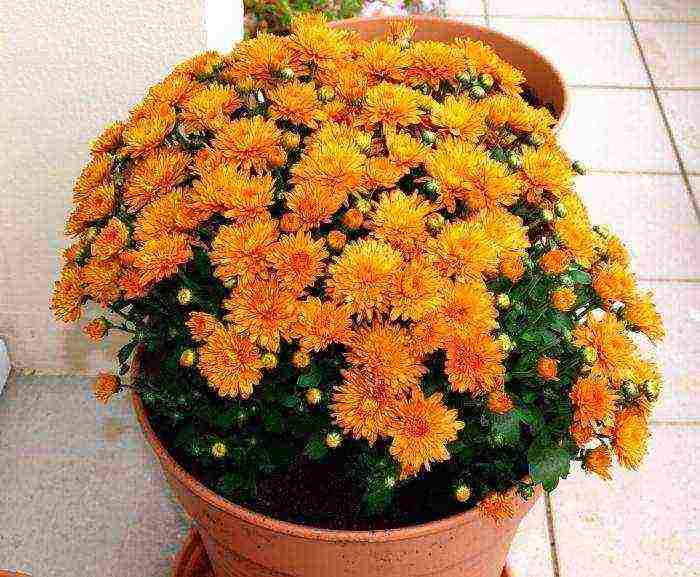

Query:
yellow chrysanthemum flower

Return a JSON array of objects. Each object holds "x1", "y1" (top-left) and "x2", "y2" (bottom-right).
[
  {"x1": 180, "y1": 84, "x2": 241, "y2": 132},
  {"x1": 358, "y1": 40, "x2": 410, "y2": 81},
  {"x1": 268, "y1": 81, "x2": 325, "y2": 128},
  {"x1": 624, "y1": 292, "x2": 665, "y2": 343},
  {"x1": 369, "y1": 190, "x2": 433, "y2": 257},
  {"x1": 51, "y1": 265, "x2": 85, "y2": 323},
  {"x1": 362, "y1": 82, "x2": 423, "y2": 128},
  {"x1": 612, "y1": 407, "x2": 649, "y2": 470},
  {"x1": 431, "y1": 95, "x2": 487, "y2": 142},
  {"x1": 389, "y1": 261, "x2": 445, "y2": 322},
  {"x1": 427, "y1": 220, "x2": 498, "y2": 280},
  {"x1": 405, "y1": 40, "x2": 467, "y2": 88}
]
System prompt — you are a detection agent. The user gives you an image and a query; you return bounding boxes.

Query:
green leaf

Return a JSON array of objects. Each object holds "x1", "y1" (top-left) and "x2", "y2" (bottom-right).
[
  {"x1": 297, "y1": 366, "x2": 321, "y2": 389},
  {"x1": 263, "y1": 409, "x2": 284, "y2": 434},
  {"x1": 527, "y1": 436, "x2": 571, "y2": 491},
  {"x1": 490, "y1": 411, "x2": 522, "y2": 446},
  {"x1": 282, "y1": 395, "x2": 300, "y2": 409},
  {"x1": 569, "y1": 270, "x2": 591, "y2": 285},
  {"x1": 304, "y1": 434, "x2": 328, "y2": 461},
  {"x1": 546, "y1": 309, "x2": 573, "y2": 334},
  {"x1": 117, "y1": 339, "x2": 138, "y2": 366}
]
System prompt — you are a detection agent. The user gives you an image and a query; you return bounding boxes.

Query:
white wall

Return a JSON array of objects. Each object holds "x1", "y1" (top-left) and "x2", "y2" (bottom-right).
[{"x1": 0, "y1": 1, "x2": 206, "y2": 373}]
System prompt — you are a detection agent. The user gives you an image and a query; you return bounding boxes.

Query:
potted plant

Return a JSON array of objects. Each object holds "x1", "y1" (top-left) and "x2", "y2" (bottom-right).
[{"x1": 51, "y1": 15, "x2": 664, "y2": 577}]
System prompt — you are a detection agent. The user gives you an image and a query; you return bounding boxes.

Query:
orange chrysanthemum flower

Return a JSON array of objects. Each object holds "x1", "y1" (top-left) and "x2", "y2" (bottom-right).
[
  {"x1": 388, "y1": 389, "x2": 464, "y2": 478},
  {"x1": 624, "y1": 291, "x2": 665, "y2": 343},
  {"x1": 133, "y1": 233, "x2": 193, "y2": 287},
  {"x1": 291, "y1": 139, "x2": 365, "y2": 197},
  {"x1": 359, "y1": 40, "x2": 410, "y2": 81},
  {"x1": 570, "y1": 421, "x2": 595, "y2": 448},
  {"x1": 92, "y1": 373, "x2": 121, "y2": 404},
  {"x1": 346, "y1": 323, "x2": 426, "y2": 392},
  {"x1": 226, "y1": 33, "x2": 297, "y2": 87},
  {"x1": 386, "y1": 130, "x2": 430, "y2": 172},
  {"x1": 197, "y1": 325, "x2": 262, "y2": 398},
  {"x1": 294, "y1": 297, "x2": 352, "y2": 353},
  {"x1": 477, "y1": 491, "x2": 516, "y2": 524},
  {"x1": 520, "y1": 144, "x2": 574, "y2": 200},
  {"x1": 134, "y1": 191, "x2": 184, "y2": 243},
  {"x1": 362, "y1": 82, "x2": 423, "y2": 128},
  {"x1": 539, "y1": 249, "x2": 571, "y2": 275},
  {"x1": 83, "y1": 317, "x2": 108, "y2": 341},
  {"x1": 268, "y1": 231, "x2": 328, "y2": 294},
  {"x1": 212, "y1": 116, "x2": 285, "y2": 173},
  {"x1": 405, "y1": 40, "x2": 467, "y2": 88},
  {"x1": 612, "y1": 407, "x2": 649, "y2": 470},
  {"x1": 554, "y1": 194, "x2": 600, "y2": 268},
  {"x1": 488, "y1": 390, "x2": 514, "y2": 414},
  {"x1": 290, "y1": 17, "x2": 354, "y2": 68},
  {"x1": 551, "y1": 287, "x2": 577, "y2": 312},
  {"x1": 427, "y1": 220, "x2": 498, "y2": 280},
  {"x1": 210, "y1": 218, "x2": 278, "y2": 284},
  {"x1": 369, "y1": 190, "x2": 433, "y2": 257},
  {"x1": 148, "y1": 73, "x2": 198, "y2": 107},
  {"x1": 361, "y1": 156, "x2": 405, "y2": 191},
  {"x1": 500, "y1": 250, "x2": 526, "y2": 283},
  {"x1": 537, "y1": 356, "x2": 559, "y2": 381},
  {"x1": 186, "y1": 311, "x2": 222, "y2": 342},
  {"x1": 69, "y1": 183, "x2": 116, "y2": 233},
  {"x1": 456, "y1": 39, "x2": 525, "y2": 96},
  {"x1": 410, "y1": 312, "x2": 451, "y2": 357},
  {"x1": 582, "y1": 445, "x2": 613, "y2": 480},
  {"x1": 73, "y1": 154, "x2": 113, "y2": 203},
  {"x1": 592, "y1": 262, "x2": 636, "y2": 306},
  {"x1": 438, "y1": 280, "x2": 497, "y2": 337},
  {"x1": 431, "y1": 96, "x2": 487, "y2": 142},
  {"x1": 269, "y1": 81, "x2": 325, "y2": 128},
  {"x1": 474, "y1": 207, "x2": 530, "y2": 258},
  {"x1": 174, "y1": 51, "x2": 223, "y2": 80},
  {"x1": 426, "y1": 139, "x2": 521, "y2": 212},
  {"x1": 389, "y1": 261, "x2": 444, "y2": 322},
  {"x1": 121, "y1": 102, "x2": 176, "y2": 158},
  {"x1": 603, "y1": 234, "x2": 630, "y2": 267},
  {"x1": 327, "y1": 239, "x2": 402, "y2": 320},
  {"x1": 180, "y1": 84, "x2": 241, "y2": 132},
  {"x1": 91, "y1": 218, "x2": 129, "y2": 261},
  {"x1": 574, "y1": 313, "x2": 635, "y2": 383},
  {"x1": 91, "y1": 122, "x2": 125, "y2": 155},
  {"x1": 123, "y1": 149, "x2": 190, "y2": 213},
  {"x1": 446, "y1": 332, "x2": 505, "y2": 395},
  {"x1": 332, "y1": 367, "x2": 403, "y2": 444},
  {"x1": 51, "y1": 265, "x2": 85, "y2": 322},
  {"x1": 286, "y1": 184, "x2": 347, "y2": 231},
  {"x1": 82, "y1": 257, "x2": 122, "y2": 305},
  {"x1": 570, "y1": 374, "x2": 617, "y2": 427},
  {"x1": 223, "y1": 277, "x2": 299, "y2": 352}
]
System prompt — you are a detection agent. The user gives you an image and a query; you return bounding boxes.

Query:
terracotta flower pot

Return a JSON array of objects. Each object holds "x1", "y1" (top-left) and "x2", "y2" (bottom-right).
[
  {"x1": 133, "y1": 392, "x2": 540, "y2": 577},
  {"x1": 329, "y1": 15, "x2": 569, "y2": 130}
]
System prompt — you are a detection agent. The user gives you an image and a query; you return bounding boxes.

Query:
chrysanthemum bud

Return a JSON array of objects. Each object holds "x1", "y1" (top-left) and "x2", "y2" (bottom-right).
[
  {"x1": 318, "y1": 86, "x2": 335, "y2": 102},
  {"x1": 469, "y1": 85, "x2": 487, "y2": 100},
  {"x1": 644, "y1": 379, "x2": 661, "y2": 401},
  {"x1": 385, "y1": 475, "x2": 396, "y2": 488},
  {"x1": 479, "y1": 73, "x2": 494, "y2": 89},
  {"x1": 560, "y1": 273, "x2": 574, "y2": 286},
  {"x1": 83, "y1": 317, "x2": 109, "y2": 341},
  {"x1": 342, "y1": 208, "x2": 363, "y2": 230},
  {"x1": 255, "y1": 90, "x2": 266, "y2": 105},
  {"x1": 572, "y1": 160, "x2": 587, "y2": 175},
  {"x1": 177, "y1": 287, "x2": 193, "y2": 305},
  {"x1": 455, "y1": 484, "x2": 471, "y2": 503},
  {"x1": 420, "y1": 83, "x2": 431, "y2": 95},
  {"x1": 84, "y1": 227, "x2": 99, "y2": 242},
  {"x1": 281, "y1": 131, "x2": 301, "y2": 151},
  {"x1": 223, "y1": 277, "x2": 238, "y2": 289},
  {"x1": 582, "y1": 345, "x2": 598, "y2": 364},
  {"x1": 292, "y1": 350, "x2": 310, "y2": 368},
  {"x1": 506, "y1": 152, "x2": 523, "y2": 170},
  {"x1": 496, "y1": 333, "x2": 514, "y2": 353},
  {"x1": 541, "y1": 208, "x2": 555, "y2": 223},
  {"x1": 421, "y1": 129, "x2": 436, "y2": 145},
  {"x1": 527, "y1": 133, "x2": 545, "y2": 147},
  {"x1": 554, "y1": 201, "x2": 567, "y2": 218},
  {"x1": 261, "y1": 352, "x2": 278, "y2": 370},
  {"x1": 456, "y1": 71, "x2": 472, "y2": 84},
  {"x1": 179, "y1": 349, "x2": 196, "y2": 368},
  {"x1": 327, "y1": 230, "x2": 347, "y2": 251},
  {"x1": 621, "y1": 380, "x2": 639, "y2": 398},
  {"x1": 306, "y1": 387, "x2": 322, "y2": 405},
  {"x1": 496, "y1": 294, "x2": 511, "y2": 310},
  {"x1": 211, "y1": 441, "x2": 228, "y2": 459},
  {"x1": 426, "y1": 212, "x2": 445, "y2": 232},
  {"x1": 325, "y1": 431, "x2": 342, "y2": 449},
  {"x1": 425, "y1": 180, "x2": 440, "y2": 196},
  {"x1": 279, "y1": 67, "x2": 295, "y2": 81},
  {"x1": 398, "y1": 38, "x2": 411, "y2": 50}
]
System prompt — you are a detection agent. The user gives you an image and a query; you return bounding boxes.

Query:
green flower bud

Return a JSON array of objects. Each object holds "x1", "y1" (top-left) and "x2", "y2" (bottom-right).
[
  {"x1": 479, "y1": 73, "x2": 494, "y2": 89},
  {"x1": 572, "y1": 160, "x2": 587, "y2": 175},
  {"x1": 279, "y1": 67, "x2": 295, "y2": 81},
  {"x1": 496, "y1": 293, "x2": 511, "y2": 310},
  {"x1": 541, "y1": 208, "x2": 555, "y2": 223},
  {"x1": 425, "y1": 180, "x2": 440, "y2": 196},
  {"x1": 554, "y1": 202, "x2": 567, "y2": 218},
  {"x1": 469, "y1": 85, "x2": 487, "y2": 100},
  {"x1": 644, "y1": 379, "x2": 662, "y2": 401},
  {"x1": 582, "y1": 345, "x2": 598, "y2": 364},
  {"x1": 506, "y1": 151, "x2": 523, "y2": 170},
  {"x1": 421, "y1": 129, "x2": 437, "y2": 145},
  {"x1": 496, "y1": 333, "x2": 514, "y2": 353}
]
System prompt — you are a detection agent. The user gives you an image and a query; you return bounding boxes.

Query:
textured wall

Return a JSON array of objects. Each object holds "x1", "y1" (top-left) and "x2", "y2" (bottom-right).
[{"x1": 0, "y1": 1, "x2": 206, "y2": 373}]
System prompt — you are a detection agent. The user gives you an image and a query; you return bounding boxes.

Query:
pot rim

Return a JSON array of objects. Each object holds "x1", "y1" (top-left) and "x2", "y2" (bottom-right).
[
  {"x1": 329, "y1": 14, "x2": 569, "y2": 131},
  {"x1": 132, "y1": 390, "x2": 539, "y2": 543}
]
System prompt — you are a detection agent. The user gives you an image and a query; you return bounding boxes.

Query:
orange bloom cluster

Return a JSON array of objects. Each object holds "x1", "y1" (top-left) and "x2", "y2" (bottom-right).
[{"x1": 52, "y1": 16, "x2": 665, "y2": 522}]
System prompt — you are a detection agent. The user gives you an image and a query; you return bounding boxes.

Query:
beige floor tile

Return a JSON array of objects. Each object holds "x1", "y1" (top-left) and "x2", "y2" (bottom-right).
[
  {"x1": 550, "y1": 424, "x2": 700, "y2": 577},
  {"x1": 635, "y1": 22, "x2": 700, "y2": 88},
  {"x1": 635, "y1": 282, "x2": 700, "y2": 422},
  {"x1": 626, "y1": 0, "x2": 700, "y2": 21},
  {"x1": 507, "y1": 497, "x2": 555, "y2": 576},
  {"x1": 490, "y1": 18, "x2": 648, "y2": 86},
  {"x1": 0, "y1": 375, "x2": 190, "y2": 576},
  {"x1": 488, "y1": 0, "x2": 624, "y2": 18},
  {"x1": 452, "y1": 14, "x2": 488, "y2": 25},
  {"x1": 659, "y1": 90, "x2": 700, "y2": 172},
  {"x1": 575, "y1": 173, "x2": 700, "y2": 277},
  {"x1": 445, "y1": 0, "x2": 485, "y2": 16},
  {"x1": 558, "y1": 88, "x2": 678, "y2": 172}
]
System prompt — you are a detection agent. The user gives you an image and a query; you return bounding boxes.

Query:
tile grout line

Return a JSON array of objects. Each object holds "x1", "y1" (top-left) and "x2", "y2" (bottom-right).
[
  {"x1": 619, "y1": 0, "x2": 700, "y2": 223},
  {"x1": 482, "y1": 0, "x2": 490, "y2": 26},
  {"x1": 544, "y1": 493, "x2": 562, "y2": 577},
  {"x1": 485, "y1": 14, "x2": 699, "y2": 24}
]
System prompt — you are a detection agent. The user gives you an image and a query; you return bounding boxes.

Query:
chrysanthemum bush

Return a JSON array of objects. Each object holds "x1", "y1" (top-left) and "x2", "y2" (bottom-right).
[{"x1": 52, "y1": 16, "x2": 665, "y2": 524}]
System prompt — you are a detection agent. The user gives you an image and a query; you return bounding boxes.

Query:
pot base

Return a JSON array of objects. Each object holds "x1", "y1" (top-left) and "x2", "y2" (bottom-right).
[{"x1": 172, "y1": 528, "x2": 515, "y2": 577}]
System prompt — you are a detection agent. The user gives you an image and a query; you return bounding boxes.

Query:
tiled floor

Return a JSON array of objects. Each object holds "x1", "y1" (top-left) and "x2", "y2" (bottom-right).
[{"x1": 1, "y1": 1, "x2": 698, "y2": 576}]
